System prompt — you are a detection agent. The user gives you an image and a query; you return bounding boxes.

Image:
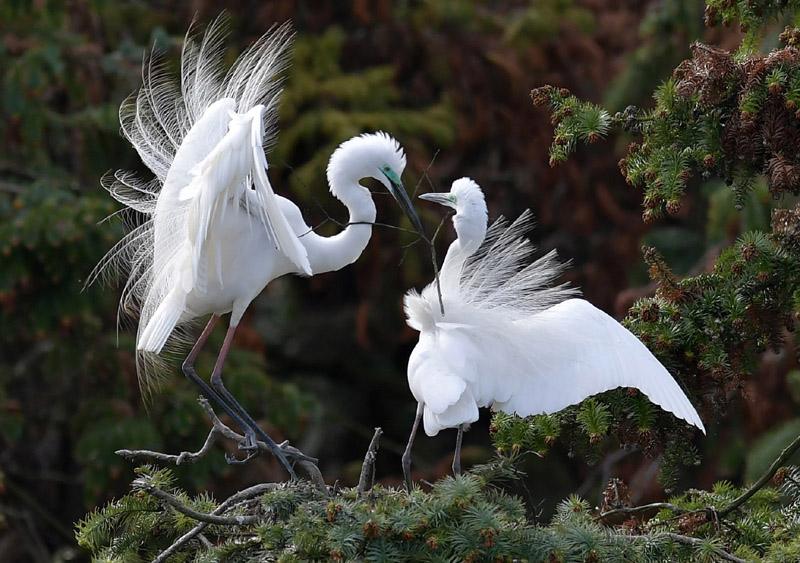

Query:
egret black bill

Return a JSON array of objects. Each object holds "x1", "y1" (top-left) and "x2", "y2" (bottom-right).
[{"x1": 382, "y1": 169, "x2": 425, "y2": 236}]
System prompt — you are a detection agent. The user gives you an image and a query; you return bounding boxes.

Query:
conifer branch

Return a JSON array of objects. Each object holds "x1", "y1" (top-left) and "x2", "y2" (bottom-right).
[
  {"x1": 660, "y1": 532, "x2": 747, "y2": 563},
  {"x1": 717, "y1": 430, "x2": 800, "y2": 518},
  {"x1": 136, "y1": 482, "x2": 270, "y2": 526},
  {"x1": 151, "y1": 482, "x2": 283, "y2": 563},
  {"x1": 153, "y1": 521, "x2": 209, "y2": 563}
]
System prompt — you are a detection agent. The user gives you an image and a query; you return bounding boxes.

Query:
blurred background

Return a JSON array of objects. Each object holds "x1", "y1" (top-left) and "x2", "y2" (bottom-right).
[{"x1": 2, "y1": 0, "x2": 798, "y2": 560}]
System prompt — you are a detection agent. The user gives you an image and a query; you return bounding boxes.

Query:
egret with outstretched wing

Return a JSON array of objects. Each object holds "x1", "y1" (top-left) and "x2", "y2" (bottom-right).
[{"x1": 402, "y1": 178, "x2": 704, "y2": 488}]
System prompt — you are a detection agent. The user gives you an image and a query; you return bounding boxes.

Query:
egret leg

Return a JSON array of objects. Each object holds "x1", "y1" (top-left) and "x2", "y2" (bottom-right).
[
  {"x1": 452, "y1": 425, "x2": 465, "y2": 476},
  {"x1": 402, "y1": 403, "x2": 424, "y2": 492},
  {"x1": 182, "y1": 316, "x2": 260, "y2": 464},
  {"x1": 209, "y1": 322, "x2": 299, "y2": 480}
]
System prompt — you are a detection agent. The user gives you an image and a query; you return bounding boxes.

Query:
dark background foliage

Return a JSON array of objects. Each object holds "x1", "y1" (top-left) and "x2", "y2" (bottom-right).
[{"x1": 1, "y1": 1, "x2": 798, "y2": 560}]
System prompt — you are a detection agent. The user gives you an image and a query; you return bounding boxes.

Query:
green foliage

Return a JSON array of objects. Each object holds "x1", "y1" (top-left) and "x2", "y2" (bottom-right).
[
  {"x1": 79, "y1": 457, "x2": 800, "y2": 562},
  {"x1": 703, "y1": 0, "x2": 800, "y2": 52},
  {"x1": 603, "y1": 0, "x2": 707, "y2": 111},
  {"x1": 537, "y1": 30, "x2": 800, "y2": 220},
  {"x1": 523, "y1": 0, "x2": 800, "y2": 488},
  {"x1": 490, "y1": 411, "x2": 560, "y2": 458},
  {"x1": 645, "y1": 472, "x2": 800, "y2": 561},
  {"x1": 576, "y1": 398, "x2": 612, "y2": 443},
  {"x1": 530, "y1": 85, "x2": 612, "y2": 167},
  {"x1": 0, "y1": 181, "x2": 116, "y2": 341},
  {"x1": 626, "y1": 227, "x2": 800, "y2": 420}
]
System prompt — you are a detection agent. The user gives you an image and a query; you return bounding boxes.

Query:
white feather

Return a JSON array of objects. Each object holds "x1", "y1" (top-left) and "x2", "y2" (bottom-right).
[
  {"x1": 89, "y1": 16, "x2": 421, "y2": 398},
  {"x1": 406, "y1": 178, "x2": 705, "y2": 437},
  {"x1": 88, "y1": 17, "x2": 301, "y2": 391}
]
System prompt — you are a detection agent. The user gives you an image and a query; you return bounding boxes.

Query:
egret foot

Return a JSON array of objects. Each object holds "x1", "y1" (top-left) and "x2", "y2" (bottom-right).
[
  {"x1": 224, "y1": 429, "x2": 260, "y2": 464},
  {"x1": 225, "y1": 450, "x2": 259, "y2": 465},
  {"x1": 262, "y1": 437, "x2": 297, "y2": 480}
]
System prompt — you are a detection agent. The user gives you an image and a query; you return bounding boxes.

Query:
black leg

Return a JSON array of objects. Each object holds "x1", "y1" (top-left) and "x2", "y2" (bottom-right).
[
  {"x1": 209, "y1": 323, "x2": 300, "y2": 480},
  {"x1": 182, "y1": 316, "x2": 259, "y2": 464},
  {"x1": 402, "y1": 403, "x2": 424, "y2": 491},
  {"x1": 452, "y1": 424, "x2": 465, "y2": 476}
]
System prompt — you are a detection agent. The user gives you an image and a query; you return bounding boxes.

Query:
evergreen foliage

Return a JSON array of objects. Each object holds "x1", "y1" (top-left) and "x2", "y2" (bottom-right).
[
  {"x1": 77, "y1": 455, "x2": 800, "y2": 562},
  {"x1": 4, "y1": 0, "x2": 800, "y2": 560},
  {"x1": 535, "y1": 28, "x2": 800, "y2": 221},
  {"x1": 513, "y1": 0, "x2": 800, "y2": 487}
]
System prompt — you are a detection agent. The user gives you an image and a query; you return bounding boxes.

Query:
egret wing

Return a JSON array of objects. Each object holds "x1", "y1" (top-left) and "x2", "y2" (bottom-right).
[
  {"x1": 407, "y1": 332, "x2": 480, "y2": 437},
  {"x1": 137, "y1": 99, "x2": 236, "y2": 355},
  {"x1": 493, "y1": 298, "x2": 705, "y2": 432},
  {"x1": 178, "y1": 105, "x2": 311, "y2": 294}
]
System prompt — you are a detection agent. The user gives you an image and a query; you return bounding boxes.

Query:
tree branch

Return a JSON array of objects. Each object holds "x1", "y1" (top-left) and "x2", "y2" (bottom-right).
[
  {"x1": 116, "y1": 423, "x2": 219, "y2": 465},
  {"x1": 151, "y1": 482, "x2": 281, "y2": 563},
  {"x1": 717, "y1": 430, "x2": 800, "y2": 518},
  {"x1": 193, "y1": 398, "x2": 328, "y2": 494},
  {"x1": 602, "y1": 433, "x2": 800, "y2": 523},
  {"x1": 598, "y1": 501, "x2": 686, "y2": 521},
  {"x1": 116, "y1": 396, "x2": 328, "y2": 493},
  {"x1": 135, "y1": 481, "x2": 270, "y2": 526},
  {"x1": 357, "y1": 427, "x2": 382, "y2": 498},
  {"x1": 660, "y1": 533, "x2": 747, "y2": 563}
]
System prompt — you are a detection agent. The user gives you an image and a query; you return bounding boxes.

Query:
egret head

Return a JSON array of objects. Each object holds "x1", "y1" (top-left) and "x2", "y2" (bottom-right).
[
  {"x1": 420, "y1": 177, "x2": 488, "y2": 248},
  {"x1": 421, "y1": 178, "x2": 486, "y2": 214},
  {"x1": 327, "y1": 132, "x2": 424, "y2": 235}
]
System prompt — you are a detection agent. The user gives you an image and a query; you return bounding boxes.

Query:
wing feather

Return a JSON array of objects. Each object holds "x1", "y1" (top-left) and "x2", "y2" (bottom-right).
[
  {"x1": 92, "y1": 17, "x2": 302, "y2": 393},
  {"x1": 177, "y1": 105, "x2": 310, "y2": 292},
  {"x1": 406, "y1": 205, "x2": 704, "y2": 435},
  {"x1": 492, "y1": 299, "x2": 705, "y2": 432}
]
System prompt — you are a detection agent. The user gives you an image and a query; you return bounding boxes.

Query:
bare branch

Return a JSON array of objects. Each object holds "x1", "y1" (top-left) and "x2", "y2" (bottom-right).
[
  {"x1": 357, "y1": 427, "x2": 382, "y2": 498},
  {"x1": 135, "y1": 481, "x2": 269, "y2": 526},
  {"x1": 411, "y1": 148, "x2": 439, "y2": 198},
  {"x1": 116, "y1": 424, "x2": 219, "y2": 465},
  {"x1": 116, "y1": 396, "x2": 327, "y2": 494},
  {"x1": 151, "y1": 482, "x2": 281, "y2": 563},
  {"x1": 598, "y1": 501, "x2": 686, "y2": 521}
]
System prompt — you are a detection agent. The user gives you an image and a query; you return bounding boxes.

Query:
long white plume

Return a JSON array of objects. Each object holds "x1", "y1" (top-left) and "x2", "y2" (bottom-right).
[{"x1": 87, "y1": 15, "x2": 294, "y2": 394}]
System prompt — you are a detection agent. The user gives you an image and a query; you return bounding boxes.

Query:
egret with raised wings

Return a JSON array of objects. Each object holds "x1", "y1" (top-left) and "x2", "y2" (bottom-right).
[
  {"x1": 402, "y1": 178, "x2": 704, "y2": 488},
  {"x1": 90, "y1": 18, "x2": 423, "y2": 479}
]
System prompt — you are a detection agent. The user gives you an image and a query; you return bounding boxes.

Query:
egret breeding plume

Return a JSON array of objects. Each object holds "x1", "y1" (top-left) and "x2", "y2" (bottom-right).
[
  {"x1": 402, "y1": 178, "x2": 704, "y2": 488},
  {"x1": 90, "y1": 17, "x2": 423, "y2": 479}
]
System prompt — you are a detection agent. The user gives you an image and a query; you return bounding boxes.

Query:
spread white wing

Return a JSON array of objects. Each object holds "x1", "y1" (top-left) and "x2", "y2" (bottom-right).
[
  {"x1": 492, "y1": 299, "x2": 705, "y2": 431},
  {"x1": 408, "y1": 298, "x2": 704, "y2": 436},
  {"x1": 406, "y1": 207, "x2": 704, "y2": 436}
]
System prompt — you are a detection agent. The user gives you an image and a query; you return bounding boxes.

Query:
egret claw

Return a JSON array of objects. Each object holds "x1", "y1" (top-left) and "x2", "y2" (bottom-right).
[
  {"x1": 238, "y1": 431, "x2": 259, "y2": 453},
  {"x1": 225, "y1": 449, "x2": 259, "y2": 465}
]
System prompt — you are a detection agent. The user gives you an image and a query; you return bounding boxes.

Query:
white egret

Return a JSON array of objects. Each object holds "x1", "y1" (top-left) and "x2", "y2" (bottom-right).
[
  {"x1": 90, "y1": 18, "x2": 423, "y2": 479},
  {"x1": 402, "y1": 178, "x2": 704, "y2": 488}
]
